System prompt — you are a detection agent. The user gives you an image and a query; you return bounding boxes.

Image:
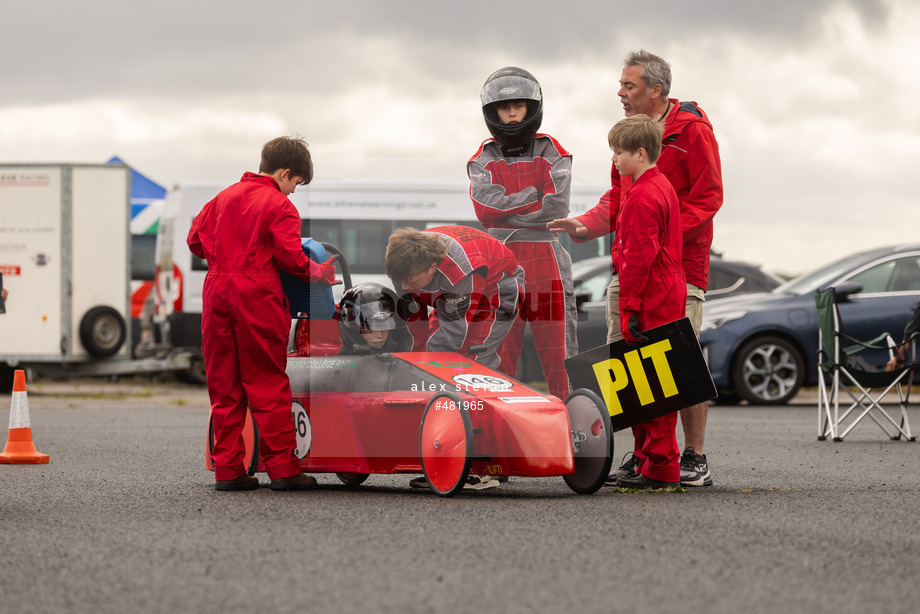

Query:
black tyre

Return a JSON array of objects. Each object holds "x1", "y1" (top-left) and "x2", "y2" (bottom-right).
[
  {"x1": 178, "y1": 354, "x2": 208, "y2": 385},
  {"x1": 79, "y1": 306, "x2": 127, "y2": 357},
  {"x1": 712, "y1": 390, "x2": 741, "y2": 406},
  {"x1": 208, "y1": 410, "x2": 260, "y2": 476},
  {"x1": 731, "y1": 335, "x2": 804, "y2": 405}
]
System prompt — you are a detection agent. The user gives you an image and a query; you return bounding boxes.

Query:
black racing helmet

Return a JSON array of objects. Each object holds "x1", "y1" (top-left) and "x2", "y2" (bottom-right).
[
  {"x1": 480, "y1": 66, "x2": 543, "y2": 148},
  {"x1": 338, "y1": 283, "x2": 412, "y2": 354}
]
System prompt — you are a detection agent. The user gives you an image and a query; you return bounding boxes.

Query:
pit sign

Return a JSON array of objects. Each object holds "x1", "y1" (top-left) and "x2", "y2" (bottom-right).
[{"x1": 564, "y1": 318, "x2": 716, "y2": 431}]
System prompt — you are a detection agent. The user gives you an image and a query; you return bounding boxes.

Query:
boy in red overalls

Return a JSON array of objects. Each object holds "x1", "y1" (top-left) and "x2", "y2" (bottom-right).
[
  {"x1": 550, "y1": 115, "x2": 685, "y2": 489},
  {"x1": 188, "y1": 136, "x2": 338, "y2": 492}
]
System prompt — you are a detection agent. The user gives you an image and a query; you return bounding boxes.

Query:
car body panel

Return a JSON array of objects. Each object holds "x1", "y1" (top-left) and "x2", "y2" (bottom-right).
[{"x1": 206, "y1": 305, "x2": 614, "y2": 495}]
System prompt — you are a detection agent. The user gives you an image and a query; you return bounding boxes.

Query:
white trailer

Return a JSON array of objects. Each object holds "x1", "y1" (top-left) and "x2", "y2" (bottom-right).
[{"x1": 0, "y1": 164, "x2": 191, "y2": 390}]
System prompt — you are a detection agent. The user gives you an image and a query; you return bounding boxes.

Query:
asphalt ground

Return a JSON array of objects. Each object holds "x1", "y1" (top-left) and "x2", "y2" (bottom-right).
[{"x1": 2, "y1": 377, "x2": 919, "y2": 614}]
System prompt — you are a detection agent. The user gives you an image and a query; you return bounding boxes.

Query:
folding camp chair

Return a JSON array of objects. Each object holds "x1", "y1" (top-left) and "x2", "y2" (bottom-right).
[{"x1": 815, "y1": 285, "x2": 916, "y2": 441}]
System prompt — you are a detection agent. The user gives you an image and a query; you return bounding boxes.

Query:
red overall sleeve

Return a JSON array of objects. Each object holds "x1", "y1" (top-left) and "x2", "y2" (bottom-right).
[{"x1": 266, "y1": 203, "x2": 328, "y2": 283}]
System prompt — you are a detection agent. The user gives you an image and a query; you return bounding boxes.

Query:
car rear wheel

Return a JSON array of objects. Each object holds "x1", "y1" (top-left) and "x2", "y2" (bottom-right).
[
  {"x1": 562, "y1": 389, "x2": 613, "y2": 494},
  {"x1": 731, "y1": 335, "x2": 804, "y2": 405}
]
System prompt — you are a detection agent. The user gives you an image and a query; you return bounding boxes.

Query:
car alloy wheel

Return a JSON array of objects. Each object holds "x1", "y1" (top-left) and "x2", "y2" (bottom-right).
[{"x1": 731, "y1": 335, "x2": 804, "y2": 405}]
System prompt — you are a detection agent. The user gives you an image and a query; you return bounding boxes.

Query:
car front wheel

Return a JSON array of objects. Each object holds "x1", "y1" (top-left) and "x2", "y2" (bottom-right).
[{"x1": 731, "y1": 335, "x2": 804, "y2": 405}]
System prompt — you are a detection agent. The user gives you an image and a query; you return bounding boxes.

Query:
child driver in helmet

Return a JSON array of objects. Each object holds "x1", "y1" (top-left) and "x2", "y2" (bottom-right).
[
  {"x1": 338, "y1": 283, "x2": 412, "y2": 355},
  {"x1": 467, "y1": 66, "x2": 578, "y2": 403}
]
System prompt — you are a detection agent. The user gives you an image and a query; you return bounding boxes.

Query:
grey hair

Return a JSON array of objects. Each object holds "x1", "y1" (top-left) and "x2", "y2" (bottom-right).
[{"x1": 624, "y1": 49, "x2": 672, "y2": 98}]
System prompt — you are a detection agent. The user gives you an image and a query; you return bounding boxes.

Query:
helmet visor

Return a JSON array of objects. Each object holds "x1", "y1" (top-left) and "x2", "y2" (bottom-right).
[
  {"x1": 356, "y1": 301, "x2": 397, "y2": 331},
  {"x1": 481, "y1": 75, "x2": 541, "y2": 107}
]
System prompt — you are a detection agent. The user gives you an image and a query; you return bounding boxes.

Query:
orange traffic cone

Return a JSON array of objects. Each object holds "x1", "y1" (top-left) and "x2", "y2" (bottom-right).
[{"x1": 0, "y1": 370, "x2": 50, "y2": 464}]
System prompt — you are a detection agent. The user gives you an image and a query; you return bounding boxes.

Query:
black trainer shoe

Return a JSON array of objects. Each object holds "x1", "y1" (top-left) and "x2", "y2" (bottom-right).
[
  {"x1": 679, "y1": 447, "x2": 713, "y2": 487},
  {"x1": 215, "y1": 474, "x2": 260, "y2": 491},
  {"x1": 616, "y1": 474, "x2": 679, "y2": 489},
  {"x1": 270, "y1": 473, "x2": 317, "y2": 491},
  {"x1": 463, "y1": 475, "x2": 499, "y2": 490},
  {"x1": 410, "y1": 475, "x2": 500, "y2": 490},
  {"x1": 409, "y1": 476, "x2": 429, "y2": 489},
  {"x1": 605, "y1": 452, "x2": 639, "y2": 486}
]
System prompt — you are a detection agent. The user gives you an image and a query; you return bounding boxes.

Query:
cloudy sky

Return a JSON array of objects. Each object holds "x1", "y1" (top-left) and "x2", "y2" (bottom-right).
[{"x1": 2, "y1": 0, "x2": 918, "y2": 275}]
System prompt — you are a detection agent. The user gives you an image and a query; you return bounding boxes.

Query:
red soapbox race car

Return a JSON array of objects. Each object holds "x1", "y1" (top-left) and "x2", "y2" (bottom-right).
[{"x1": 206, "y1": 241, "x2": 614, "y2": 496}]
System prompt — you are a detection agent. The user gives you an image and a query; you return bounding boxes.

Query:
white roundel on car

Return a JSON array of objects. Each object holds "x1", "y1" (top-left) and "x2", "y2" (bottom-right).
[
  {"x1": 452, "y1": 374, "x2": 513, "y2": 392},
  {"x1": 291, "y1": 401, "x2": 311, "y2": 460}
]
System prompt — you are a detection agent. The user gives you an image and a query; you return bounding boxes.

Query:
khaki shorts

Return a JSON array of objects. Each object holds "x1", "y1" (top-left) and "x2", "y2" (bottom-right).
[
  {"x1": 605, "y1": 276, "x2": 623, "y2": 344},
  {"x1": 606, "y1": 277, "x2": 705, "y2": 343},
  {"x1": 685, "y1": 284, "x2": 705, "y2": 337}
]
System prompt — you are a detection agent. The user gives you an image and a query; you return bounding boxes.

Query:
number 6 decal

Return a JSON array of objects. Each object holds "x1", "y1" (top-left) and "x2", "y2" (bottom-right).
[{"x1": 291, "y1": 401, "x2": 311, "y2": 460}]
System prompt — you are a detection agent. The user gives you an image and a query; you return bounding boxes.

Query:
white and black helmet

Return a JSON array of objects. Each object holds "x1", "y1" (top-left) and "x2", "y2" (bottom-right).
[
  {"x1": 338, "y1": 283, "x2": 412, "y2": 354},
  {"x1": 480, "y1": 66, "x2": 543, "y2": 148}
]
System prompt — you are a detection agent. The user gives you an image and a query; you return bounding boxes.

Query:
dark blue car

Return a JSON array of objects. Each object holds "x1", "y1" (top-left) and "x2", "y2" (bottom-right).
[{"x1": 701, "y1": 244, "x2": 920, "y2": 405}]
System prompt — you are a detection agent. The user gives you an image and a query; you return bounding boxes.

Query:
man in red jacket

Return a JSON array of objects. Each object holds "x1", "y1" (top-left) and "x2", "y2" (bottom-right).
[
  {"x1": 188, "y1": 136, "x2": 338, "y2": 492},
  {"x1": 550, "y1": 50, "x2": 723, "y2": 487}
]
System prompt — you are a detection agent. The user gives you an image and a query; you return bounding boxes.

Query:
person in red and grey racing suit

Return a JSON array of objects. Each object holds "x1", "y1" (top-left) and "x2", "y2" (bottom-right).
[
  {"x1": 188, "y1": 138, "x2": 337, "y2": 491},
  {"x1": 468, "y1": 66, "x2": 577, "y2": 401},
  {"x1": 386, "y1": 225, "x2": 524, "y2": 372}
]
